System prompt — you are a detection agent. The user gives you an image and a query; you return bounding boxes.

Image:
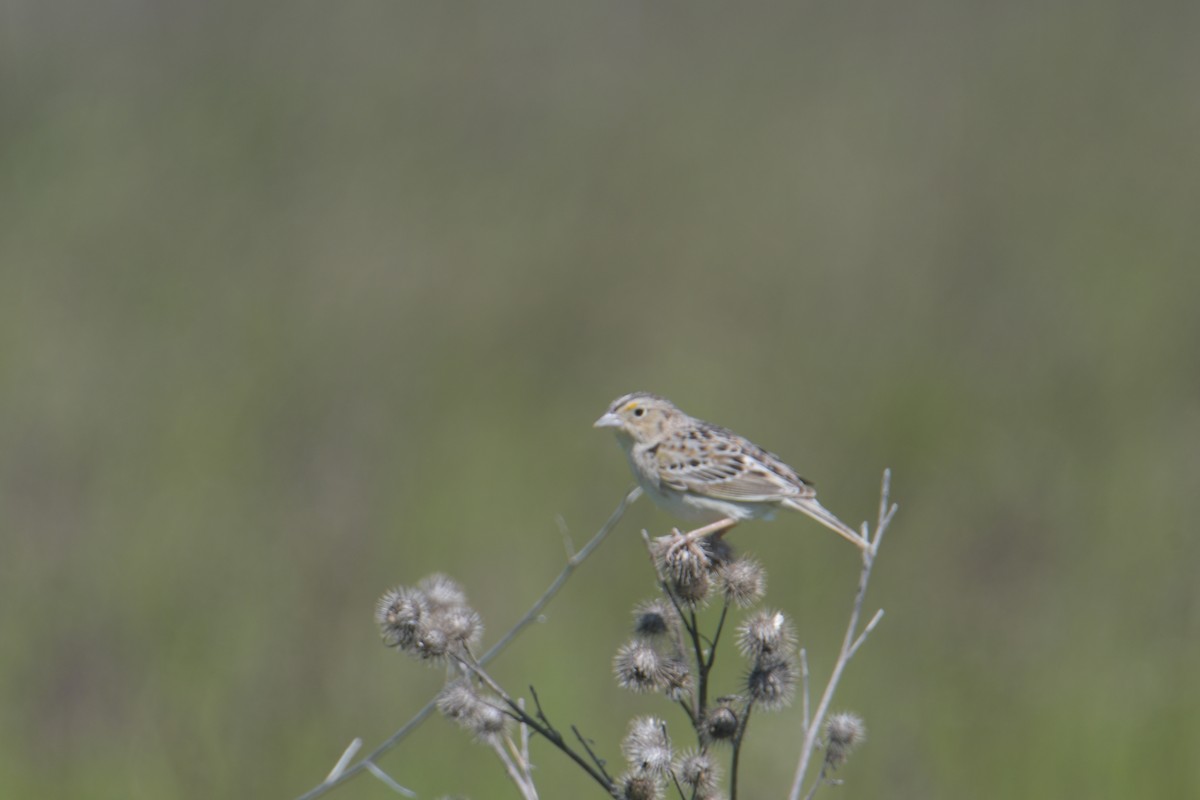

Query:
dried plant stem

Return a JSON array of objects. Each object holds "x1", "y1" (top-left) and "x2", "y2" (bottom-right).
[
  {"x1": 571, "y1": 725, "x2": 613, "y2": 785},
  {"x1": 455, "y1": 656, "x2": 614, "y2": 793},
  {"x1": 489, "y1": 735, "x2": 538, "y2": 800},
  {"x1": 800, "y1": 648, "x2": 811, "y2": 733},
  {"x1": 496, "y1": 699, "x2": 539, "y2": 799},
  {"x1": 729, "y1": 701, "x2": 755, "y2": 800},
  {"x1": 786, "y1": 470, "x2": 896, "y2": 800},
  {"x1": 800, "y1": 761, "x2": 834, "y2": 800},
  {"x1": 295, "y1": 487, "x2": 642, "y2": 800}
]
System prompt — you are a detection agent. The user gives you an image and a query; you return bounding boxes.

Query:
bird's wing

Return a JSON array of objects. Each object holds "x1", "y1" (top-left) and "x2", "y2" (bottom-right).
[{"x1": 655, "y1": 429, "x2": 816, "y2": 502}]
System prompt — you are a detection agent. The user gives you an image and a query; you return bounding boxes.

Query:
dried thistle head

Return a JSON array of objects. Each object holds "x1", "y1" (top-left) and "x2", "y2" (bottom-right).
[
  {"x1": 715, "y1": 557, "x2": 767, "y2": 608},
  {"x1": 650, "y1": 531, "x2": 717, "y2": 605},
  {"x1": 674, "y1": 749, "x2": 720, "y2": 796},
  {"x1": 614, "y1": 640, "x2": 669, "y2": 694},
  {"x1": 659, "y1": 655, "x2": 693, "y2": 701},
  {"x1": 376, "y1": 586, "x2": 429, "y2": 650},
  {"x1": 703, "y1": 534, "x2": 736, "y2": 567},
  {"x1": 417, "y1": 573, "x2": 470, "y2": 612},
  {"x1": 702, "y1": 699, "x2": 740, "y2": 744},
  {"x1": 736, "y1": 609, "x2": 796, "y2": 661},
  {"x1": 622, "y1": 716, "x2": 673, "y2": 777},
  {"x1": 436, "y1": 680, "x2": 508, "y2": 741},
  {"x1": 632, "y1": 598, "x2": 676, "y2": 637},
  {"x1": 618, "y1": 773, "x2": 663, "y2": 800},
  {"x1": 824, "y1": 712, "x2": 866, "y2": 768},
  {"x1": 613, "y1": 639, "x2": 693, "y2": 698},
  {"x1": 745, "y1": 655, "x2": 798, "y2": 711},
  {"x1": 375, "y1": 575, "x2": 483, "y2": 663}
]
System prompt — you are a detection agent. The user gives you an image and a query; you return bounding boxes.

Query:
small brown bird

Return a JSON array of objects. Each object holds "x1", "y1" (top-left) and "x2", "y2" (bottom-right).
[{"x1": 595, "y1": 392, "x2": 865, "y2": 548}]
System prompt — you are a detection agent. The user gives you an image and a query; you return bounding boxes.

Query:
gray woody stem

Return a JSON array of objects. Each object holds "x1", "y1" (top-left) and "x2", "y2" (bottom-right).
[{"x1": 786, "y1": 470, "x2": 896, "y2": 800}]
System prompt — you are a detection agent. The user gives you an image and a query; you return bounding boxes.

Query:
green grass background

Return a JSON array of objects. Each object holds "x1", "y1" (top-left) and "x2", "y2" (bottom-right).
[{"x1": 3, "y1": 2, "x2": 1198, "y2": 797}]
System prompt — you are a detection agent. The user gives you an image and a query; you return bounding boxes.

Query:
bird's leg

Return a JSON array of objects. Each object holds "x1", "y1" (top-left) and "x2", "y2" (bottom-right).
[{"x1": 683, "y1": 517, "x2": 739, "y2": 541}]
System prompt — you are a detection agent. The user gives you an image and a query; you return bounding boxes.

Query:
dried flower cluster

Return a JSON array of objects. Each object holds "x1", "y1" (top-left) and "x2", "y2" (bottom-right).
[
  {"x1": 611, "y1": 532, "x2": 814, "y2": 798},
  {"x1": 648, "y1": 531, "x2": 767, "y2": 609},
  {"x1": 436, "y1": 680, "x2": 508, "y2": 741},
  {"x1": 375, "y1": 576, "x2": 514, "y2": 745},
  {"x1": 614, "y1": 716, "x2": 726, "y2": 800},
  {"x1": 375, "y1": 574, "x2": 482, "y2": 662},
  {"x1": 614, "y1": 598, "x2": 691, "y2": 698},
  {"x1": 738, "y1": 609, "x2": 799, "y2": 711}
]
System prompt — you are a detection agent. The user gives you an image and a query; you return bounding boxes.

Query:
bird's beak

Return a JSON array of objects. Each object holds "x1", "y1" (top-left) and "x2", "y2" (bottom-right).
[{"x1": 593, "y1": 412, "x2": 623, "y2": 429}]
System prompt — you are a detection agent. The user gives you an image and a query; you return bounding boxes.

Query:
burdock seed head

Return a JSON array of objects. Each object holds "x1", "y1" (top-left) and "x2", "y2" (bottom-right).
[
  {"x1": 622, "y1": 716, "x2": 673, "y2": 777},
  {"x1": 736, "y1": 609, "x2": 796, "y2": 661},
  {"x1": 824, "y1": 711, "x2": 866, "y2": 768}
]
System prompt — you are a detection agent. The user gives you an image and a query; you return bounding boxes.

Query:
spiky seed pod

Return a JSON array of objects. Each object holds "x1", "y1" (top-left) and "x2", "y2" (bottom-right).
[
  {"x1": 377, "y1": 576, "x2": 483, "y2": 663},
  {"x1": 716, "y1": 558, "x2": 767, "y2": 608},
  {"x1": 702, "y1": 702, "x2": 740, "y2": 743},
  {"x1": 824, "y1": 712, "x2": 867, "y2": 768},
  {"x1": 660, "y1": 656, "x2": 692, "y2": 701},
  {"x1": 674, "y1": 749, "x2": 720, "y2": 795},
  {"x1": 614, "y1": 640, "x2": 670, "y2": 693},
  {"x1": 619, "y1": 773, "x2": 663, "y2": 800},
  {"x1": 736, "y1": 609, "x2": 796, "y2": 660},
  {"x1": 703, "y1": 534, "x2": 736, "y2": 567},
  {"x1": 746, "y1": 655, "x2": 798, "y2": 711},
  {"x1": 435, "y1": 605, "x2": 483, "y2": 650},
  {"x1": 436, "y1": 680, "x2": 508, "y2": 741},
  {"x1": 651, "y1": 531, "x2": 715, "y2": 605},
  {"x1": 623, "y1": 716, "x2": 673, "y2": 777},
  {"x1": 376, "y1": 587, "x2": 430, "y2": 650},
  {"x1": 417, "y1": 573, "x2": 469, "y2": 613},
  {"x1": 471, "y1": 698, "x2": 507, "y2": 738},
  {"x1": 632, "y1": 599, "x2": 676, "y2": 637},
  {"x1": 672, "y1": 569, "x2": 712, "y2": 605}
]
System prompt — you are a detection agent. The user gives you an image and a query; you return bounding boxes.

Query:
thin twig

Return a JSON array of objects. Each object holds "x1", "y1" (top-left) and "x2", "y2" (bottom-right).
[
  {"x1": 519, "y1": 700, "x2": 534, "y2": 784},
  {"x1": 696, "y1": 600, "x2": 729, "y2": 718},
  {"x1": 363, "y1": 762, "x2": 416, "y2": 797},
  {"x1": 786, "y1": 470, "x2": 895, "y2": 800},
  {"x1": 504, "y1": 698, "x2": 536, "y2": 784},
  {"x1": 325, "y1": 738, "x2": 361, "y2": 782},
  {"x1": 848, "y1": 608, "x2": 885, "y2": 658},
  {"x1": 454, "y1": 657, "x2": 614, "y2": 791},
  {"x1": 676, "y1": 697, "x2": 698, "y2": 728},
  {"x1": 706, "y1": 603, "x2": 730, "y2": 672},
  {"x1": 489, "y1": 736, "x2": 538, "y2": 800},
  {"x1": 572, "y1": 725, "x2": 613, "y2": 783},
  {"x1": 529, "y1": 684, "x2": 552, "y2": 727},
  {"x1": 294, "y1": 487, "x2": 641, "y2": 800},
  {"x1": 729, "y1": 700, "x2": 755, "y2": 800},
  {"x1": 483, "y1": 486, "x2": 644, "y2": 662},
  {"x1": 800, "y1": 761, "x2": 832, "y2": 800},
  {"x1": 800, "y1": 648, "x2": 810, "y2": 734}
]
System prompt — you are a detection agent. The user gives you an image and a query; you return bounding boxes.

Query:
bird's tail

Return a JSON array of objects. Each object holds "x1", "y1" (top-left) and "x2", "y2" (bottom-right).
[{"x1": 784, "y1": 496, "x2": 868, "y2": 549}]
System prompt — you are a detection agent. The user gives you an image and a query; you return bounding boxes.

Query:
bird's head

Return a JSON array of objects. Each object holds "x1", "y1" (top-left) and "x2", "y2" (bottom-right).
[{"x1": 594, "y1": 392, "x2": 680, "y2": 444}]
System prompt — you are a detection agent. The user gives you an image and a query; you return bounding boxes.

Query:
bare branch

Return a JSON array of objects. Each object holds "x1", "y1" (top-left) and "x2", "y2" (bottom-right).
[
  {"x1": 800, "y1": 649, "x2": 811, "y2": 734},
  {"x1": 572, "y1": 724, "x2": 613, "y2": 784},
  {"x1": 363, "y1": 762, "x2": 416, "y2": 797},
  {"x1": 786, "y1": 470, "x2": 894, "y2": 800},
  {"x1": 325, "y1": 739, "x2": 361, "y2": 783},
  {"x1": 489, "y1": 735, "x2": 539, "y2": 800}
]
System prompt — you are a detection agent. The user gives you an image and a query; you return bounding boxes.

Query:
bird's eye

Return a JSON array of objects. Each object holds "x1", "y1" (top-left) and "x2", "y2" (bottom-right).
[{"x1": 634, "y1": 407, "x2": 645, "y2": 417}]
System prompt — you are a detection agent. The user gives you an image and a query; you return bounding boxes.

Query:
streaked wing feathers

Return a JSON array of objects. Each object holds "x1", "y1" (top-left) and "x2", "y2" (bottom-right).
[{"x1": 656, "y1": 426, "x2": 815, "y2": 502}]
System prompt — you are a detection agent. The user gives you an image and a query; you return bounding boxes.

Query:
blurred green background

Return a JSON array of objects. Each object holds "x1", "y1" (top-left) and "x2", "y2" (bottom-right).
[{"x1": 3, "y1": 1, "x2": 1198, "y2": 798}]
